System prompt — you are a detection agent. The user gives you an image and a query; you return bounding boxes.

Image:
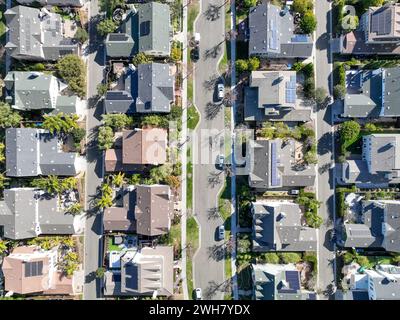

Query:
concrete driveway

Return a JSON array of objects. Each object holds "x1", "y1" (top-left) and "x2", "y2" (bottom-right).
[{"x1": 192, "y1": 0, "x2": 227, "y2": 300}]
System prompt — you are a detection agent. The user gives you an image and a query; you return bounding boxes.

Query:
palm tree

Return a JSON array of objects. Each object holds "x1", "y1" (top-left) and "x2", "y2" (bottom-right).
[
  {"x1": 66, "y1": 203, "x2": 83, "y2": 215},
  {"x1": 112, "y1": 172, "x2": 125, "y2": 188},
  {"x1": 0, "y1": 239, "x2": 8, "y2": 256},
  {"x1": 96, "y1": 195, "x2": 113, "y2": 209},
  {"x1": 61, "y1": 177, "x2": 78, "y2": 192},
  {"x1": 101, "y1": 183, "x2": 113, "y2": 197}
]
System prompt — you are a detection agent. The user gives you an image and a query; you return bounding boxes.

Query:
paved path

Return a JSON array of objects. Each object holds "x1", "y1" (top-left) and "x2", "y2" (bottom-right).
[
  {"x1": 314, "y1": 0, "x2": 336, "y2": 300},
  {"x1": 181, "y1": 0, "x2": 189, "y2": 300},
  {"x1": 192, "y1": 0, "x2": 226, "y2": 300},
  {"x1": 83, "y1": 0, "x2": 105, "y2": 300},
  {"x1": 229, "y1": 0, "x2": 239, "y2": 301}
]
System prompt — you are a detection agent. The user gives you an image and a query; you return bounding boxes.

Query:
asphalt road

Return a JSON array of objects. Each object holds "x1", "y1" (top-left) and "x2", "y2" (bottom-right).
[
  {"x1": 192, "y1": 0, "x2": 227, "y2": 300},
  {"x1": 314, "y1": 0, "x2": 336, "y2": 299},
  {"x1": 83, "y1": 0, "x2": 105, "y2": 300}
]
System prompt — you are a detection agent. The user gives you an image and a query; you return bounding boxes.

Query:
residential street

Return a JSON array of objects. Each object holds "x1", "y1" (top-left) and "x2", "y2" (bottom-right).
[
  {"x1": 83, "y1": 0, "x2": 105, "y2": 300},
  {"x1": 314, "y1": 0, "x2": 336, "y2": 299},
  {"x1": 192, "y1": 0, "x2": 226, "y2": 300}
]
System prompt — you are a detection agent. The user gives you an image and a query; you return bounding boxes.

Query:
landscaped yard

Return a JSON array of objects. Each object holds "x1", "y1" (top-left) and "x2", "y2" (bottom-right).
[
  {"x1": 186, "y1": 216, "x2": 199, "y2": 298},
  {"x1": 107, "y1": 237, "x2": 123, "y2": 252},
  {"x1": 187, "y1": 105, "x2": 199, "y2": 130}
]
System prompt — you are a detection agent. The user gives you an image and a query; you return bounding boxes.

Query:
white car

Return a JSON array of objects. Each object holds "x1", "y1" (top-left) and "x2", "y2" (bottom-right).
[
  {"x1": 194, "y1": 288, "x2": 202, "y2": 300},
  {"x1": 218, "y1": 225, "x2": 225, "y2": 241},
  {"x1": 217, "y1": 83, "x2": 224, "y2": 100}
]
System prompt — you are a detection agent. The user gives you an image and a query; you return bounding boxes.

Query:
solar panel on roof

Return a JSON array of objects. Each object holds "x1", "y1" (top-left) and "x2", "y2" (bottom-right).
[
  {"x1": 291, "y1": 34, "x2": 310, "y2": 43},
  {"x1": 285, "y1": 271, "x2": 300, "y2": 290},
  {"x1": 270, "y1": 142, "x2": 281, "y2": 187},
  {"x1": 285, "y1": 75, "x2": 296, "y2": 103}
]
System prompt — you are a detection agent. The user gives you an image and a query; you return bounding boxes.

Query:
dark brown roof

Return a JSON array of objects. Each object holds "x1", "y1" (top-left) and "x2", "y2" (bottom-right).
[{"x1": 135, "y1": 185, "x2": 173, "y2": 236}]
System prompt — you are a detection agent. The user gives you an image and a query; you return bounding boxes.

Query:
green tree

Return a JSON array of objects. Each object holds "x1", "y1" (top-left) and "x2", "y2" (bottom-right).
[
  {"x1": 235, "y1": 59, "x2": 248, "y2": 73},
  {"x1": 42, "y1": 113, "x2": 79, "y2": 135},
  {"x1": 66, "y1": 203, "x2": 83, "y2": 215},
  {"x1": 60, "y1": 177, "x2": 78, "y2": 192},
  {"x1": 259, "y1": 121, "x2": 275, "y2": 139},
  {"x1": 248, "y1": 57, "x2": 260, "y2": 71},
  {"x1": 98, "y1": 126, "x2": 114, "y2": 150},
  {"x1": 128, "y1": 174, "x2": 141, "y2": 185},
  {"x1": 278, "y1": 252, "x2": 302, "y2": 264},
  {"x1": 56, "y1": 55, "x2": 86, "y2": 98},
  {"x1": 259, "y1": 252, "x2": 280, "y2": 264},
  {"x1": 274, "y1": 122, "x2": 290, "y2": 139},
  {"x1": 132, "y1": 52, "x2": 152, "y2": 66},
  {"x1": 339, "y1": 120, "x2": 360, "y2": 144},
  {"x1": 96, "y1": 267, "x2": 106, "y2": 278},
  {"x1": 71, "y1": 127, "x2": 86, "y2": 144},
  {"x1": 356, "y1": 255, "x2": 370, "y2": 268},
  {"x1": 141, "y1": 115, "x2": 168, "y2": 128},
  {"x1": 102, "y1": 114, "x2": 132, "y2": 131},
  {"x1": 99, "y1": 0, "x2": 125, "y2": 15},
  {"x1": 315, "y1": 87, "x2": 328, "y2": 105},
  {"x1": 0, "y1": 239, "x2": 7, "y2": 256},
  {"x1": 74, "y1": 27, "x2": 88, "y2": 43},
  {"x1": 97, "y1": 83, "x2": 108, "y2": 97},
  {"x1": 0, "y1": 102, "x2": 22, "y2": 128},
  {"x1": 333, "y1": 84, "x2": 346, "y2": 100},
  {"x1": 31, "y1": 175, "x2": 61, "y2": 194},
  {"x1": 171, "y1": 42, "x2": 182, "y2": 62},
  {"x1": 300, "y1": 12, "x2": 317, "y2": 34},
  {"x1": 303, "y1": 77, "x2": 315, "y2": 99},
  {"x1": 150, "y1": 164, "x2": 173, "y2": 183},
  {"x1": 97, "y1": 18, "x2": 117, "y2": 36},
  {"x1": 292, "y1": 0, "x2": 314, "y2": 15},
  {"x1": 243, "y1": 0, "x2": 257, "y2": 8},
  {"x1": 364, "y1": 123, "x2": 382, "y2": 133}
]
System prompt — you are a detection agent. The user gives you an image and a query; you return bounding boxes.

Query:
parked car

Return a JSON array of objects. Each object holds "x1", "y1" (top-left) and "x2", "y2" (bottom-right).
[
  {"x1": 217, "y1": 83, "x2": 224, "y2": 100},
  {"x1": 217, "y1": 154, "x2": 224, "y2": 169},
  {"x1": 289, "y1": 189, "x2": 300, "y2": 195},
  {"x1": 218, "y1": 225, "x2": 225, "y2": 241},
  {"x1": 194, "y1": 288, "x2": 202, "y2": 300},
  {"x1": 191, "y1": 46, "x2": 200, "y2": 62}
]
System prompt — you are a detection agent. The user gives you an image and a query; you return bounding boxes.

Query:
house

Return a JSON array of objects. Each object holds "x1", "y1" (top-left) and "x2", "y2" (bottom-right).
[
  {"x1": 341, "y1": 200, "x2": 400, "y2": 253},
  {"x1": 0, "y1": 188, "x2": 77, "y2": 240},
  {"x1": 105, "y1": 2, "x2": 171, "y2": 58},
  {"x1": 340, "y1": 134, "x2": 400, "y2": 188},
  {"x1": 251, "y1": 201, "x2": 317, "y2": 252},
  {"x1": 248, "y1": 3, "x2": 313, "y2": 58},
  {"x1": 1, "y1": 245, "x2": 82, "y2": 295},
  {"x1": 4, "y1": 71, "x2": 83, "y2": 114},
  {"x1": 16, "y1": 0, "x2": 87, "y2": 6},
  {"x1": 103, "y1": 246, "x2": 173, "y2": 297},
  {"x1": 340, "y1": 264, "x2": 400, "y2": 300},
  {"x1": 105, "y1": 63, "x2": 174, "y2": 114},
  {"x1": 4, "y1": 6, "x2": 79, "y2": 61},
  {"x1": 103, "y1": 185, "x2": 173, "y2": 237},
  {"x1": 244, "y1": 70, "x2": 311, "y2": 123},
  {"x1": 342, "y1": 68, "x2": 400, "y2": 118},
  {"x1": 338, "y1": 3, "x2": 400, "y2": 55},
  {"x1": 248, "y1": 138, "x2": 316, "y2": 191},
  {"x1": 5, "y1": 128, "x2": 84, "y2": 177},
  {"x1": 105, "y1": 128, "x2": 167, "y2": 172},
  {"x1": 251, "y1": 263, "x2": 316, "y2": 300}
]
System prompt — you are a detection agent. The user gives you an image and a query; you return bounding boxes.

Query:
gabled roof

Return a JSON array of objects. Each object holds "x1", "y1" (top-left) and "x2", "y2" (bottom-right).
[
  {"x1": 104, "y1": 246, "x2": 173, "y2": 297},
  {"x1": 248, "y1": 3, "x2": 312, "y2": 58},
  {"x1": 105, "y1": 2, "x2": 170, "y2": 58},
  {"x1": 5, "y1": 6, "x2": 78, "y2": 61},
  {"x1": 5, "y1": 128, "x2": 78, "y2": 177},
  {"x1": 252, "y1": 201, "x2": 317, "y2": 252},
  {"x1": 4, "y1": 71, "x2": 79, "y2": 113},
  {"x1": 252, "y1": 263, "x2": 316, "y2": 300},
  {"x1": 0, "y1": 188, "x2": 75, "y2": 240},
  {"x1": 248, "y1": 139, "x2": 316, "y2": 190},
  {"x1": 344, "y1": 200, "x2": 400, "y2": 252},
  {"x1": 105, "y1": 63, "x2": 174, "y2": 114}
]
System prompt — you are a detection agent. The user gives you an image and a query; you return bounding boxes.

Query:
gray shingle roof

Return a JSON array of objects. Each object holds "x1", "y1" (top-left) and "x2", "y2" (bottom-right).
[
  {"x1": 252, "y1": 263, "x2": 316, "y2": 300},
  {"x1": 105, "y1": 63, "x2": 174, "y2": 114},
  {"x1": 248, "y1": 3, "x2": 312, "y2": 58},
  {"x1": 248, "y1": 139, "x2": 316, "y2": 190},
  {"x1": 5, "y1": 128, "x2": 78, "y2": 177},
  {"x1": 0, "y1": 188, "x2": 75, "y2": 240},
  {"x1": 343, "y1": 68, "x2": 400, "y2": 118},
  {"x1": 5, "y1": 6, "x2": 78, "y2": 61},
  {"x1": 252, "y1": 201, "x2": 317, "y2": 252},
  {"x1": 17, "y1": 0, "x2": 86, "y2": 6},
  {"x1": 343, "y1": 200, "x2": 400, "y2": 252},
  {"x1": 4, "y1": 71, "x2": 78, "y2": 113},
  {"x1": 106, "y1": 3, "x2": 171, "y2": 58}
]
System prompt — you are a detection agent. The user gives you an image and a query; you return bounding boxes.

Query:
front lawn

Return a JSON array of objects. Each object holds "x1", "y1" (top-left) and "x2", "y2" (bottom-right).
[
  {"x1": 186, "y1": 216, "x2": 199, "y2": 298},
  {"x1": 187, "y1": 105, "x2": 199, "y2": 130}
]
